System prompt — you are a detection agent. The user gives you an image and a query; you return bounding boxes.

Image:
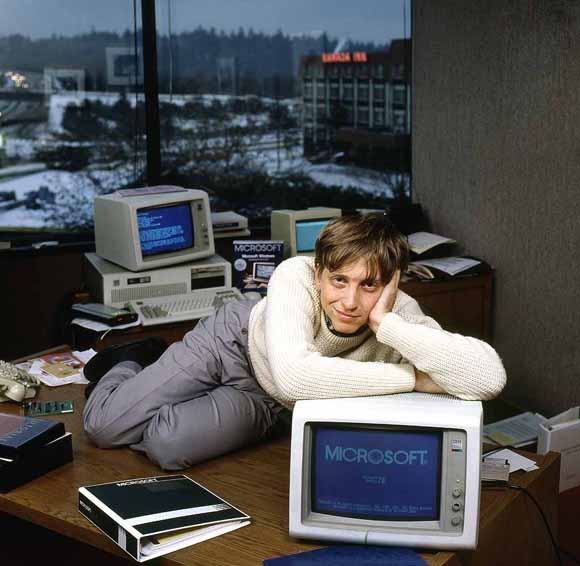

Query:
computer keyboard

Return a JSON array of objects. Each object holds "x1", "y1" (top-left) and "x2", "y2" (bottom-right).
[{"x1": 129, "y1": 288, "x2": 244, "y2": 327}]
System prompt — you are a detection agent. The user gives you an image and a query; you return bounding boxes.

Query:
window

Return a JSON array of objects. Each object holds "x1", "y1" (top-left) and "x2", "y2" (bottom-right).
[
  {"x1": 154, "y1": 0, "x2": 411, "y2": 217},
  {"x1": 0, "y1": 2, "x2": 145, "y2": 235},
  {"x1": 373, "y1": 64, "x2": 385, "y2": 79},
  {"x1": 329, "y1": 82, "x2": 340, "y2": 100},
  {"x1": 357, "y1": 107, "x2": 370, "y2": 126},
  {"x1": 343, "y1": 81, "x2": 354, "y2": 101},
  {"x1": 358, "y1": 82, "x2": 370, "y2": 102},
  {"x1": 356, "y1": 64, "x2": 369, "y2": 78},
  {"x1": 0, "y1": 1, "x2": 412, "y2": 239},
  {"x1": 393, "y1": 85, "x2": 407, "y2": 107},
  {"x1": 345, "y1": 105, "x2": 354, "y2": 124},
  {"x1": 373, "y1": 84, "x2": 386, "y2": 103}
]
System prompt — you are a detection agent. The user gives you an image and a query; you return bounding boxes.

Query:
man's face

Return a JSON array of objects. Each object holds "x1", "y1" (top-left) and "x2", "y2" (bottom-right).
[{"x1": 315, "y1": 258, "x2": 385, "y2": 334}]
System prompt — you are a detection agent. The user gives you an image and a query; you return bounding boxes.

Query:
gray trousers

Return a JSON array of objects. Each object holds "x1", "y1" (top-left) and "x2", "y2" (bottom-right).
[{"x1": 83, "y1": 298, "x2": 283, "y2": 470}]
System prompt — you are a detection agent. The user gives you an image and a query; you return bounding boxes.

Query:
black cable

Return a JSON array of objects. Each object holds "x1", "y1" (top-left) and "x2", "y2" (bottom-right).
[{"x1": 483, "y1": 482, "x2": 563, "y2": 566}]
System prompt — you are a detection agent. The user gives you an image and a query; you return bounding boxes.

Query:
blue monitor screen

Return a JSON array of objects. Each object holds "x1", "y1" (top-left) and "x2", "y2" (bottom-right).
[
  {"x1": 295, "y1": 219, "x2": 332, "y2": 253},
  {"x1": 137, "y1": 204, "x2": 194, "y2": 257},
  {"x1": 311, "y1": 426, "x2": 442, "y2": 521}
]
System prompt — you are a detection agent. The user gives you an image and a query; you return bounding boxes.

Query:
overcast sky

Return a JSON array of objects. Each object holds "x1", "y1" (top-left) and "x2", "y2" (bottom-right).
[{"x1": 0, "y1": 0, "x2": 410, "y2": 44}]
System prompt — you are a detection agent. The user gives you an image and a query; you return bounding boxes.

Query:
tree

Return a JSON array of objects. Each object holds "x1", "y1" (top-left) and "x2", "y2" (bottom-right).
[{"x1": 61, "y1": 101, "x2": 101, "y2": 140}]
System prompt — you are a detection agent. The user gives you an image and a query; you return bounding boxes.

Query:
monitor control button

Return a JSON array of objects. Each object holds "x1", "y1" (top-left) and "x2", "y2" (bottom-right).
[
  {"x1": 452, "y1": 502, "x2": 462, "y2": 512},
  {"x1": 452, "y1": 488, "x2": 463, "y2": 498},
  {"x1": 451, "y1": 516, "x2": 462, "y2": 526}
]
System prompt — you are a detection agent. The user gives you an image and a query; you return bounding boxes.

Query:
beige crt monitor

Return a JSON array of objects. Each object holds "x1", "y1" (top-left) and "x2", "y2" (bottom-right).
[
  {"x1": 290, "y1": 394, "x2": 483, "y2": 550},
  {"x1": 270, "y1": 207, "x2": 341, "y2": 259},
  {"x1": 94, "y1": 187, "x2": 214, "y2": 272}
]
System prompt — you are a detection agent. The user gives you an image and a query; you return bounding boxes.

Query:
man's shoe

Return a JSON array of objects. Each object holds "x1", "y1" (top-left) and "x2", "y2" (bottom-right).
[{"x1": 83, "y1": 337, "x2": 168, "y2": 384}]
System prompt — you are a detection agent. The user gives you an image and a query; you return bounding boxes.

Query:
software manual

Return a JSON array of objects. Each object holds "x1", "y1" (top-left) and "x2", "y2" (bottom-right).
[{"x1": 78, "y1": 474, "x2": 250, "y2": 562}]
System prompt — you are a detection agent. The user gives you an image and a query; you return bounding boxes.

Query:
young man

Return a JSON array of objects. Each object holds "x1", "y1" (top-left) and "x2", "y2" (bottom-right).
[{"x1": 83, "y1": 213, "x2": 506, "y2": 470}]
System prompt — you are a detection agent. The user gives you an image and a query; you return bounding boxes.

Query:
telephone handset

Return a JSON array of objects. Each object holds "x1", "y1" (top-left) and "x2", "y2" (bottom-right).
[{"x1": 0, "y1": 360, "x2": 41, "y2": 403}]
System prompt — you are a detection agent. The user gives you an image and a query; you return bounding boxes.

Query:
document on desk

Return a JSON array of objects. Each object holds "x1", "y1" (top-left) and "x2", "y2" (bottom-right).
[
  {"x1": 20, "y1": 349, "x2": 96, "y2": 386},
  {"x1": 483, "y1": 412, "x2": 547, "y2": 447},
  {"x1": 412, "y1": 257, "x2": 482, "y2": 276},
  {"x1": 483, "y1": 449, "x2": 539, "y2": 474},
  {"x1": 71, "y1": 317, "x2": 141, "y2": 333}
]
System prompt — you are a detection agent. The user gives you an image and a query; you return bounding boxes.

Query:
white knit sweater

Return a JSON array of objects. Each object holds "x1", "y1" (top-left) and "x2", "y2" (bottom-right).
[{"x1": 248, "y1": 256, "x2": 506, "y2": 408}]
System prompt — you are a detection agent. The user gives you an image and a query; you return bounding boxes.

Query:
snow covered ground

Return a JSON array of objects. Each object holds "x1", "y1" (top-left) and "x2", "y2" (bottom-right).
[
  {"x1": 0, "y1": 165, "x2": 137, "y2": 228},
  {"x1": 0, "y1": 154, "x2": 404, "y2": 229},
  {"x1": 0, "y1": 91, "x2": 407, "y2": 229}
]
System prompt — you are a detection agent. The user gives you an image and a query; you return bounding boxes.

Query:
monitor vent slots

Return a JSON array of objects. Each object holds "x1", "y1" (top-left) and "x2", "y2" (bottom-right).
[{"x1": 111, "y1": 283, "x2": 188, "y2": 303}]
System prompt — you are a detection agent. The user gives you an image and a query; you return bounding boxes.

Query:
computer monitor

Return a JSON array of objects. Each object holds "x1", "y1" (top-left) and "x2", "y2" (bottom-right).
[
  {"x1": 252, "y1": 261, "x2": 276, "y2": 283},
  {"x1": 94, "y1": 187, "x2": 214, "y2": 272},
  {"x1": 289, "y1": 393, "x2": 482, "y2": 550},
  {"x1": 270, "y1": 208, "x2": 342, "y2": 259}
]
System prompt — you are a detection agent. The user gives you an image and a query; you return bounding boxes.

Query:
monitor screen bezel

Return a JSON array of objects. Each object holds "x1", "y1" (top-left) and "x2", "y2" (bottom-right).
[
  {"x1": 137, "y1": 201, "x2": 196, "y2": 258},
  {"x1": 309, "y1": 422, "x2": 444, "y2": 524},
  {"x1": 294, "y1": 218, "x2": 335, "y2": 253}
]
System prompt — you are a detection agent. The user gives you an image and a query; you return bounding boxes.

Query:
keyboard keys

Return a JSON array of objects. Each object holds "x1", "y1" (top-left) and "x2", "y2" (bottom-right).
[{"x1": 131, "y1": 289, "x2": 244, "y2": 326}]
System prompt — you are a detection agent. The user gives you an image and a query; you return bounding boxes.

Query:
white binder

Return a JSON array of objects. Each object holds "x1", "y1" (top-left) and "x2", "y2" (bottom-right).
[{"x1": 537, "y1": 406, "x2": 580, "y2": 493}]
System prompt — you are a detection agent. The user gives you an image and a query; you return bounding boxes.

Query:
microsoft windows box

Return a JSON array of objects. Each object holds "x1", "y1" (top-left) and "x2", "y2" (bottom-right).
[
  {"x1": 78, "y1": 475, "x2": 250, "y2": 562},
  {"x1": 232, "y1": 240, "x2": 283, "y2": 296}
]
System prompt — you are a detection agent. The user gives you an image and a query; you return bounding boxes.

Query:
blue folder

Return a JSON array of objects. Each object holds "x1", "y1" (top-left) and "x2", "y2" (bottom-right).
[{"x1": 263, "y1": 545, "x2": 427, "y2": 565}]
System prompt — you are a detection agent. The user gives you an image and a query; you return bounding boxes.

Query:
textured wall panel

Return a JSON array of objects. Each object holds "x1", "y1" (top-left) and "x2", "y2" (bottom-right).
[{"x1": 413, "y1": 0, "x2": 580, "y2": 414}]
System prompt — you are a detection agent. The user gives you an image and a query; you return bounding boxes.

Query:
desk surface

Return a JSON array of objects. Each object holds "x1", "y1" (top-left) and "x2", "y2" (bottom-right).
[{"x1": 0, "y1": 378, "x2": 560, "y2": 566}]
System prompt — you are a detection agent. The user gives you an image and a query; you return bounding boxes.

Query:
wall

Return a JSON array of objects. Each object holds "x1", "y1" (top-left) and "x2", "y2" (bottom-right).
[{"x1": 412, "y1": 0, "x2": 580, "y2": 415}]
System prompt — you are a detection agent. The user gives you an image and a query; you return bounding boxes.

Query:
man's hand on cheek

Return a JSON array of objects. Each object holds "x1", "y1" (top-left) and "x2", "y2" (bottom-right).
[{"x1": 368, "y1": 269, "x2": 400, "y2": 334}]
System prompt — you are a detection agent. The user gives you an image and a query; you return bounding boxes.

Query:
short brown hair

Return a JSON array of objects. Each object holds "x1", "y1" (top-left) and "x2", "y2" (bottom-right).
[{"x1": 314, "y1": 213, "x2": 409, "y2": 284}]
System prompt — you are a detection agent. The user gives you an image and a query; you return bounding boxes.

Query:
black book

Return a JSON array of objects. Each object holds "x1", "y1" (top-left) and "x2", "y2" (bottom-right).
[
  {"x1": 0, "y1": 413, "x2": 65, "y2": 458},
  {"x1": 78, "y1": 474, "x2": 250, "y2": 562},
  {"x1": 0, "y1": 432, "x2": 73, "y2": 492}
]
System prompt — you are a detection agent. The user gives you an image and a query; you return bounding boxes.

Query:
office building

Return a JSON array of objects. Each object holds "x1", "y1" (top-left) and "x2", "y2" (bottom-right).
[{"x1": 299, "y1": 39, "x2": 410, "y2": 168}]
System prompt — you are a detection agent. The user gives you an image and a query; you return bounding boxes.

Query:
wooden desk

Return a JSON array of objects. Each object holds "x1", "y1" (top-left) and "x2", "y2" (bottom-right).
[
  {"x1": 0, "y1": 379, "x2": 560, "y2": 566},
  {"x1": 71, "y1": 273, "x2": 493, "y2": 352}
]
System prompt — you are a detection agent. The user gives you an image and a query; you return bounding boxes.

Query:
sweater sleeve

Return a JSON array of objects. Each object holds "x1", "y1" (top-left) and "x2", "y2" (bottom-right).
[
  {"x1": 376, "y1": 296, "x2": 506, "y2": 400},
  {"x1": 263, "y1": 258, "x2": 416, "y2": 404}
]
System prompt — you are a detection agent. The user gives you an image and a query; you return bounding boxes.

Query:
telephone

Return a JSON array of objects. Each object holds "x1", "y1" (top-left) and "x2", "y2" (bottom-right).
[{"x1": 0, "y1": 360, "x2": 41, "y2": 403}]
